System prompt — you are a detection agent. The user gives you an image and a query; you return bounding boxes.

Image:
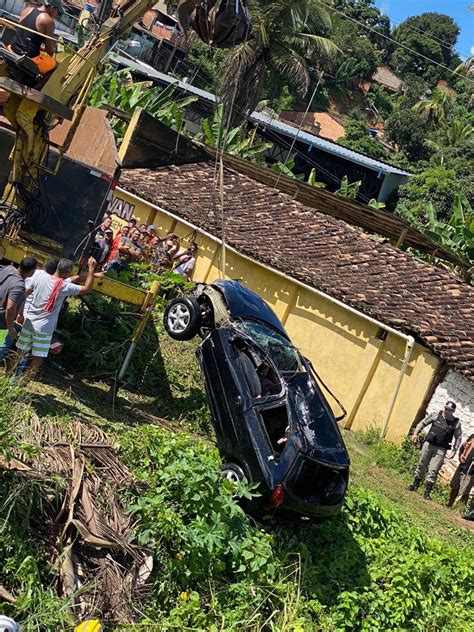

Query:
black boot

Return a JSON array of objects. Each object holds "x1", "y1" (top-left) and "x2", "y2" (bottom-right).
[
  {"x1": 446, "y1": 488, "x2": 458, "y2": 508},
  {"x1": 423, "y1": 483, "x2": 434, "y2": 500},
  {"x1": 407, "y1": 477, "x2": 421, "y2": 491}
]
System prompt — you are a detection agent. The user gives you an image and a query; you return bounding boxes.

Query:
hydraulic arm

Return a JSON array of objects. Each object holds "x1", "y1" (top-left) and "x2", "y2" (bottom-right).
[{"x1": 0, "y1": 0, "x2": 251, "y2": 232}]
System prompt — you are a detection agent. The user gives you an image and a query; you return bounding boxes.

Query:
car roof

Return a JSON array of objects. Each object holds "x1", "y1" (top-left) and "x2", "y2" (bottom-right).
[{"x1": 211, "y1": 280, "x2": 289, "y2": 338}]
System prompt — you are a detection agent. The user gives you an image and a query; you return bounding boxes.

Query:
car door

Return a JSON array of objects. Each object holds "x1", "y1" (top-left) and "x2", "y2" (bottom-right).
[{"x1": 198, "y1": 327, "x2": 251, "y2": 455}]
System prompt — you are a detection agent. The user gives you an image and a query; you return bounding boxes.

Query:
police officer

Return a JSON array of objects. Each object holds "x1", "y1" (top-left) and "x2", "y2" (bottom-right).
[{"x1": 407, "y1": 401, "x2": 462, "y2": 500}]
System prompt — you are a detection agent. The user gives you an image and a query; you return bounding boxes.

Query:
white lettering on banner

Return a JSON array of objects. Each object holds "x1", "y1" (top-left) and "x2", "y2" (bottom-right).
[{"x1": 106, "y1": 197, "x2": 135, "y2": 221}]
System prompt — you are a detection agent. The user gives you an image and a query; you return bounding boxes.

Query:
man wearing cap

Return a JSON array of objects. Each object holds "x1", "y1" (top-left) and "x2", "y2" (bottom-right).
[
  {"x1": 408, "y1": 401, "x2": 462, "y2": 500},
  {"x1": 11, "y1": 0, "x2": 63, "y2": 75}
]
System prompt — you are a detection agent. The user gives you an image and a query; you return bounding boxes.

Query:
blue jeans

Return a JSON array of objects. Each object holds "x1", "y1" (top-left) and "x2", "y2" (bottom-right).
[{"x1": 0, "y1": 323, "x2": 29, "y2": 375}]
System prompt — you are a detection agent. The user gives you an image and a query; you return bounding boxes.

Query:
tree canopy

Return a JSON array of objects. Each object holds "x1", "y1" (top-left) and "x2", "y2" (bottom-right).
[{"x1": 392, "y1": 13, "x2": 460, "y2": 84}]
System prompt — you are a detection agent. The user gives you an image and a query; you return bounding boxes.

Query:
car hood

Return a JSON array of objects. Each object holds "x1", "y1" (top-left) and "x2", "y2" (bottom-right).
[{"x1": 212, "y1": 280, "x2": 288, "y2": 338}]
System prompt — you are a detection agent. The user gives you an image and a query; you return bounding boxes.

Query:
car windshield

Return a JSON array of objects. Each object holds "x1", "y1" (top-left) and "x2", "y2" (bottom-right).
[{"x1": 239, "y1": 320, "x2": 303, "y2": 373}]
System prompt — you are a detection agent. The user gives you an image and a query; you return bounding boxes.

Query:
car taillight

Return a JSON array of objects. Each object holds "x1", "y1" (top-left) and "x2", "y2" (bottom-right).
[{"x1": 269, "y1": 484, "x2": 285, "y2": 508}]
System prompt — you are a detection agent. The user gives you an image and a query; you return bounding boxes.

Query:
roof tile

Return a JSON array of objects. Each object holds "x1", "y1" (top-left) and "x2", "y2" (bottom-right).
[{"x1": 120, "y1": 162, "x2": 474, "y2": 382}]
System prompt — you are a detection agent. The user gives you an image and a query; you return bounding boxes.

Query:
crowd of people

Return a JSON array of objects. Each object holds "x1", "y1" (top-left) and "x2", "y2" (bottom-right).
[
  {"x1": 91, "y1": 212, "x2": 199, "y2": 282},
  {"x1": 0, "y1": 212, "x2": 199, "y2": 379},
  {"x1": 0, "y1": 255, "x2": 96, "y2": 379}
]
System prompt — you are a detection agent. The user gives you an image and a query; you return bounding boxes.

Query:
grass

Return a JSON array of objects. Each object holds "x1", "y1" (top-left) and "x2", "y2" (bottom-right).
[{"x1": 1, "y1": 298, "x2": 473, "y2": 629}]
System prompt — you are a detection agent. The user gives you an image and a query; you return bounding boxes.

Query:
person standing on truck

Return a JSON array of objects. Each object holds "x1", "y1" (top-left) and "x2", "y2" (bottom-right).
[
  {"x1": 407, "y1": 401, "x2": 462, "y2": 500},
  {"x1": 15, "y1": 257, "x2": 96, "y2": 377},
  {"x1": 10, "y1": 0, "x2": 63, "y2": 75}
]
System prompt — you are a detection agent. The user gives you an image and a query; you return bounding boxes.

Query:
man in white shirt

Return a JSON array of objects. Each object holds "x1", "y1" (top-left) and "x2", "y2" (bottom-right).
[{"x1": 16, "y1": 257, "x2": 96, "y2": 376}]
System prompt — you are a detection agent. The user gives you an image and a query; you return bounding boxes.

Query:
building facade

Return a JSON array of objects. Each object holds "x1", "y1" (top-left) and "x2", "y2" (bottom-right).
[{"x1": 109, "y1": 163, "x2": 474, "y2": 448}]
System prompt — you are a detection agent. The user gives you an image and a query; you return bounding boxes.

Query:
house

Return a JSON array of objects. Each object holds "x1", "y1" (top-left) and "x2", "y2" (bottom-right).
[
  {"x1": 110, "y1": 151, "x2": 474, "y2": 447},
  {"x1": 279, "y1": 111, "x2": 346, "y2": 142},
  {"x1": 250, "y1": 111, "x2": 410, "y2": 202}
]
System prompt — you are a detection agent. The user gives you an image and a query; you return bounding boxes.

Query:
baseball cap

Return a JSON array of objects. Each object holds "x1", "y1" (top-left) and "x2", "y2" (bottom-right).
[
  {"x1": 445, "y1": 401, "x2": 456, "y2": 411},
  {"x1": 45, "y1": 0, "x2": 64, "y2": 16}
]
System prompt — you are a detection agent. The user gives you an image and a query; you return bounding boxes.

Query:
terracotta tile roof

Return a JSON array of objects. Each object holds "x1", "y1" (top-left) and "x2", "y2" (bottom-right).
[
  {"x1": 279, "y1": 111, "x2": 345, "y2": 141},
  {"x1": 120, "y1": 162, "x2": 474, "y2": 382}
]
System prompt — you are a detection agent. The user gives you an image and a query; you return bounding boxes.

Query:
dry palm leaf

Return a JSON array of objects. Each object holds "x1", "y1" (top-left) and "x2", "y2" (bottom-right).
[{"x1": 1, "y1": 416, "x2": 152, "y2": 625}]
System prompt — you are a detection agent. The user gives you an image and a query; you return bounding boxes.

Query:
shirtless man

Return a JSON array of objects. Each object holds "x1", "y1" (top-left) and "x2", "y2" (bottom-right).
[{"x1": 11, "y1": 1, "x2": 63, "y2": 74}]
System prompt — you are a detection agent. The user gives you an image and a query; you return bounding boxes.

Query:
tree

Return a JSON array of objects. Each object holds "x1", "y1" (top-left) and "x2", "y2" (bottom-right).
[
  {"x1": 330, "y1": 20, "x2": 377, "y2": 86},
  {"x1": 412, "y1": 89, "x2": 452, "y2": 125},
  {"x1": 396, "y1": 165, "x2": 465, "y2": 223},
  {"x1": 334, "y1": 0, "x2": 391, "y2": 56},
  {"x1": 338, "y1": 118, "x2": 390, "y2": 161},
  {"x1": 219, "y1": 0, "x2": 338, "y2": 127},
  {"x1": 391, "y1": 13, "x2": 460, "y2": 84},
  {"x1": 385, "y1": 109, "x2": 428, "y2": 162}
]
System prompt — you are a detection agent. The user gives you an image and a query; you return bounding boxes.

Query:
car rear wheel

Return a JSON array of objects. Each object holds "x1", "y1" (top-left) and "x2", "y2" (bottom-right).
[
  {"x1": 164, "y1": 297, "x2": 202, "y2": 341},
  {"x1": 220, "y1": 463, "x2": 247, "y2": 485}
]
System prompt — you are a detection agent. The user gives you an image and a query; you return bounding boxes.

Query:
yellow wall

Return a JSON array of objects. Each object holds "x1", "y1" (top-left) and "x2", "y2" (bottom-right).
[{"x1": 113, "y1": 187, "x2": 440, "y2": 443}]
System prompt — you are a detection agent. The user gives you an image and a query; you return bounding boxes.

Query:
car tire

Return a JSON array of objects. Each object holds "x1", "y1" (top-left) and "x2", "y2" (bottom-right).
[
  {"x1": 163, "y1": 296, "x2": 202, "y2": 341},
  {"x1": 220, "y1": 463, "x2": 247, "y2": 485}
]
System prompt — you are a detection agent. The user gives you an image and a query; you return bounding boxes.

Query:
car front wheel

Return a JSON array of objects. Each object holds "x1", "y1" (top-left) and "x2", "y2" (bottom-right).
[{"x1": 163, "y1": 297, "x2": 202, "y2": 341}]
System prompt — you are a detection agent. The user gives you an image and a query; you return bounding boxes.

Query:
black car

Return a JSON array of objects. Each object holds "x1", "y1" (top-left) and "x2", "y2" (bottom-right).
[{"x1": 163, "y1": 280, "x2": 349, "y2": 518}]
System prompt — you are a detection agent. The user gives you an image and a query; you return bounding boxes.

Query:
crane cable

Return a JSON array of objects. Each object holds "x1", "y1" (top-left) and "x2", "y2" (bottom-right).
[
  {"x1": 207, "y1": 27, "x2": 251, "y2": 280},
  {"x1": 273, "y1": 71, "x2": 323, "y2": 191}
]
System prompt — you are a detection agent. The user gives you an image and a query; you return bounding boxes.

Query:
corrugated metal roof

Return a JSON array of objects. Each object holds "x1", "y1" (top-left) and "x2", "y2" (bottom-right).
[
  {"x1": 250, "y1": 112, "x2": 410, "y2": 177},
  {"x1": 112, "y1": 53, "x2": 217, "y2": 104},
  {"x1": 112, "y1": 54, "x2": 409, "y2": 177}
]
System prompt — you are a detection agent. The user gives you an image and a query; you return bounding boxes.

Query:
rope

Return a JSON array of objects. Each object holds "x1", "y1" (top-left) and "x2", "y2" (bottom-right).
[
  {"x1": 206, "y1": 23, "x2": 251, "y2": 280},
  {"x1": 273, "y1": 72, "x2": 323, "y2": 190}
]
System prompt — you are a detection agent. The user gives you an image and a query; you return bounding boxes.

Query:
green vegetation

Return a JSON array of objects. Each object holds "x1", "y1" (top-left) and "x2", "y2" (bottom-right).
[
  {"x1": 88, "y1": 65, "x2": 197, "y2": 143},
  {"x1": 219, "y1": 0, "x2": 338, "y2": 126},
  {"x1": 1, "y1": 306, "x2": 473, "y2": 630}
]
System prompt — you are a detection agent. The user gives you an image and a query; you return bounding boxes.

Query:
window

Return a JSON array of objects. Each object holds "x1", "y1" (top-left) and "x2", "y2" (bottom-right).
[
  {"x1": 261, "y1": 406, "x2": 289, "y2": 454},
  {"x1": 239, "y1": 320, "x2": 303, "y2": 373}
]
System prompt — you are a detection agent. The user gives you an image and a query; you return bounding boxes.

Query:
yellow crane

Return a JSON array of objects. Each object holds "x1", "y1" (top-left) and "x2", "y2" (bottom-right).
[{"x1": 0, "y1": 0, "x2": 251, "y2": 392}]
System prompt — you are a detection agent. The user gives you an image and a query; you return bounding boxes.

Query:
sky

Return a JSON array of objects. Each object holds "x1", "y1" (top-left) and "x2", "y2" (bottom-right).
[{"x1": 374, "y1": 0, "x2": 474, "y2": 60}]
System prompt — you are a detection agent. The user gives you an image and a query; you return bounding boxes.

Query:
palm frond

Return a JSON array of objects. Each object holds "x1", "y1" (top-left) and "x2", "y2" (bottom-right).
[{"x1": 271, "y1": 46, "x2": 311, "y2": 95}]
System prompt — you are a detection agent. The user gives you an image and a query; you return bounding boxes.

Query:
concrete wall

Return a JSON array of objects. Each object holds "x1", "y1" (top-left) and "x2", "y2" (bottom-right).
[
  {"x1": 427, "y1": 371, "x2": 474, "y2": 442},
  {"x1": 112, "y1": 186, "x2": 441, "y2": 443}
]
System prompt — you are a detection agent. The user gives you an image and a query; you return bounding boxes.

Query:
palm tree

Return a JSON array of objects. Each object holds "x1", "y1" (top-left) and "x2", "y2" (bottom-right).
[
  {"x1": 427, "y1": 120, "x2": 473, "y2": 153},
  {"x1": 412, "y1": 89, "x2": 451, "y2": 125},
  {"x1": 219, "y1": 0, "x2": 338, "y2": 127}
]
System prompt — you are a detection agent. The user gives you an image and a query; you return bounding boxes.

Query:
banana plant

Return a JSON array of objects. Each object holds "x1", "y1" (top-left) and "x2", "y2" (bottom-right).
[
  {"x1": 199, "y1": 104, "x2": 272, "y2": 164},
  {"x1": 368, "y1": 199, "x2": 386, "y2": 209},
  {"x1": 89, "y1": 65, "x2": 197, "y2": 144},
  {"x1": 307, "y1": 168, "x2": 326, "y2": 189},
  {"x1": 424, "y1": 195, "x2": 474, "y2": 266},
  {"x1": 335, "y1": 176, "x2": 362, "y2": 200},
  {"x1": 271, "y1": 155, "x2": 305, "y2": 180}
]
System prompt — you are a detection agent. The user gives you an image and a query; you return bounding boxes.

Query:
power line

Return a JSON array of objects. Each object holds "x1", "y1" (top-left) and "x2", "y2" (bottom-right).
[
  {"x1": 320, "y1": 1, "x2": 474, "y2": 84},
  {"x1": 379, "y1": 11, "x2": 472, "y2": 60}
]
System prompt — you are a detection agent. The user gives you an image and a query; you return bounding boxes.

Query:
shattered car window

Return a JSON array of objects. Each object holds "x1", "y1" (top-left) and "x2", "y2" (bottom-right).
[{"x1": 239, "y1": 320, "x2": 303, "y2": 373}]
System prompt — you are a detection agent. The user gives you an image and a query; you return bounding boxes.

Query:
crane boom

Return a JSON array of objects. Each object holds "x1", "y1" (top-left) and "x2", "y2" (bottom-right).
[{"x1": 0, "y1": 0, "x2": 251, "y2": 231}]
